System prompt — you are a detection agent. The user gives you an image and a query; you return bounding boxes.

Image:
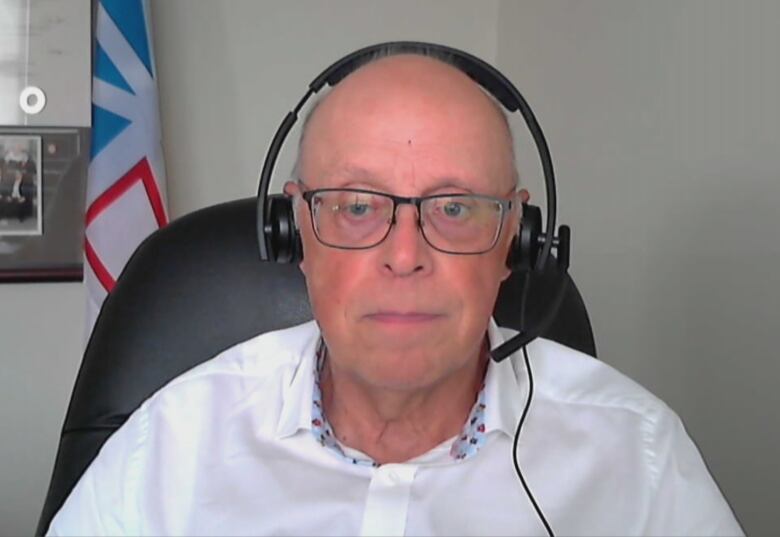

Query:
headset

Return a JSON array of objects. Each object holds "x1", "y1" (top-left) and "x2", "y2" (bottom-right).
[{"x1": 256, "y1": 41, "x2": 571, "y2": 536}]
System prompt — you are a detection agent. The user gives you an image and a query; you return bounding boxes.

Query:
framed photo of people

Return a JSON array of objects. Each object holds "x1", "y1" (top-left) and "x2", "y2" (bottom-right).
[
  {"x1": 0, "y1": 134, "x2": 42, "y2": 235},
  {"x1": 0, "y1": 128, "x2": 89, "y2": 282}
]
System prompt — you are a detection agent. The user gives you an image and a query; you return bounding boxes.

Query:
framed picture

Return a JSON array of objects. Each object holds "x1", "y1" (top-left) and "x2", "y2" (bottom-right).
[
  {"x1": 0, "y1": 127, "x2": 89, "y2": 282},
  {"x1": 0, "y1": 135, "x2": 43, "y2": 236}
]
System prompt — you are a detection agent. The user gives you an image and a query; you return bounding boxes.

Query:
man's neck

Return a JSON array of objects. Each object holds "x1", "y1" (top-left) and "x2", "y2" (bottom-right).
[{"x1": 319, "y1": 343, "x2": 489, "y2": 465}]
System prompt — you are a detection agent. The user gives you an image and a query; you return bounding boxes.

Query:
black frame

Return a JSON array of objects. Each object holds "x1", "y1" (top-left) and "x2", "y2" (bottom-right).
[
  {"x1": 0, "y1": 127, "x2": 89, "y2": 282},
  {"x1": 301, "y1": 186, "x2": 515, "y2": 255}
]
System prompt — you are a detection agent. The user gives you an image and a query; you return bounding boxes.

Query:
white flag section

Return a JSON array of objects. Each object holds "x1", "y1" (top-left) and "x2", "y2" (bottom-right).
[{"x1": 85, "y1": 0, "x2": 168, "y2": 338}]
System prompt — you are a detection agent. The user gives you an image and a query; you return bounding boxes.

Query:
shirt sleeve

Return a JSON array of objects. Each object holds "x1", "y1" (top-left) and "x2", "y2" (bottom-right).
[
  {"x1": 46, "y1": 401, "x2": 150, "y2": 536},
  {"x1": 643, "y1": 408, "x2": 744, "y2": 536}
]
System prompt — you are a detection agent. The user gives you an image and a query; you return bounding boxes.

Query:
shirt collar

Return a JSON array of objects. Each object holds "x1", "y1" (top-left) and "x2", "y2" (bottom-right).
[
  {"x1": 274, "y1": 318, "x2": 528, "y2": 441},
  {"x1": 275, "y1": 321, "x2": 320, "y2": 439},
  {"x1": 483, "y1": 317, "x2": 528, "y2": 438}
]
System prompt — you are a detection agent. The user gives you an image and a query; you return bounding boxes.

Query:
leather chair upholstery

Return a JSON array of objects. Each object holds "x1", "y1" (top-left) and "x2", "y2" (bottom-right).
[{"x1": 36, "y1": 196, "x2": 596, "y2": 535}]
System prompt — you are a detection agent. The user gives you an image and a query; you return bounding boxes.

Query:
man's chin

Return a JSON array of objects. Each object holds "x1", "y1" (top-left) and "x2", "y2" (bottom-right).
[
  {"x1": 349, "y1": 338, "x2": 463, "y2": 388},
  {"x1": 358, "y1": 312, "x2": 449, "y2": 341},
  {"x1": 353, "y1": 358, "x2": 451, "y2": 393},
  {"x1": 358, "y1": 324, "x2": 445, "y2": 354}
]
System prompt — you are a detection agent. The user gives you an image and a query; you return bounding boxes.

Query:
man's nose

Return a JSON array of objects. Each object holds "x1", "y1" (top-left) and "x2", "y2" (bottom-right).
[{"x1": 380, "y1": 203, "x2": 432, "y2": 277}]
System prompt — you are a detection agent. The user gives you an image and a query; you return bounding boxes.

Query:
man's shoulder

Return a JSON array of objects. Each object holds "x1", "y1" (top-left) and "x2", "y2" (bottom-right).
[
  {"x1": 148, "y1": 320, "x2": 319, "y2": 408},
  {"x1": 512, "y1": 335, "x2": 681, "y2": 485},
  {"x1": 46, "y1": 321, "x2": 322, "y2": 536},
  {"x1": 497, "y1": 333, "x2": 743, "y2": 536},
  {"x1": 517, "y1": 333, "x2": 672, "y2": 421}
]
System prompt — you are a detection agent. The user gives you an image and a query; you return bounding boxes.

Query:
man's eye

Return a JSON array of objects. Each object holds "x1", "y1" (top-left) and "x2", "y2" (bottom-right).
[
  {"x1": 442, "y1": 201, "x2": 470, "y2": 219},
  {"x1": 346, "y1": 203, "x2": 370, "y2": 216},
  {"x1": 331, "y1": 201, "x2": 374, "y2": 218}
]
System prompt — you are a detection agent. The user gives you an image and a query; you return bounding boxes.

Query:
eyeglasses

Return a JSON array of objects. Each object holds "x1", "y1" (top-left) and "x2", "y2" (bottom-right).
[{"x1": 299, "y1": 187, "x2": 515, "y2": 255}]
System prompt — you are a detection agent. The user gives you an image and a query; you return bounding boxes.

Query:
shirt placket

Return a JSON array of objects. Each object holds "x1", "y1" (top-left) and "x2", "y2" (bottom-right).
[{"x1": 359, "y1": 463, "x2": 418, "y2": 537}]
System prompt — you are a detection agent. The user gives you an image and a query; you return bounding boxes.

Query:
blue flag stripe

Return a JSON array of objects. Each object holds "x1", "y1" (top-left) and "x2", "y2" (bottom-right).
[
  {"x1": 91, "y1": 105, "x2": 132, "y2": 159},
  {"x1": 100, "y1": 0, "x2": 154, "y2": 78},
  {"x1": 94, "y1": 43, "x2": 136, "y2": 95}
]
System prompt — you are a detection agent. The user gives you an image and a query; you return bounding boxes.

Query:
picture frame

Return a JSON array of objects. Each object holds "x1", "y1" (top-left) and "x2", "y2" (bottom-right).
[{"x1": 0, "y1": 127, "x2": 89, "y2": 282}]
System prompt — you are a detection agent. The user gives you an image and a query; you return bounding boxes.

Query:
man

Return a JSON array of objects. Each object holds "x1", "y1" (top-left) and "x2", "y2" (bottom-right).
[{"x1": 48, "y1": 52, "x2": 742, "y2": 535}]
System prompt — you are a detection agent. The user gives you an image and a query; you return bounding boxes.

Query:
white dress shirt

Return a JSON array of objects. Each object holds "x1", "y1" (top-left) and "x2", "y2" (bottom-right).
[{"x1": 48, "y1": 319, "x2": 743, "y2": 536}]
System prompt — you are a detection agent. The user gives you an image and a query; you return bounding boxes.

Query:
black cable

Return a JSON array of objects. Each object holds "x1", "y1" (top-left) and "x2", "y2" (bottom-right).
[
  {"x1": 512, "y1": 345, "x2": 554, "y2": 537},
  {"x1": 510, "y1": 271, "x2": 555, "y2": 536},
  {"x1": 490, "y1": 270, "x2": 569, "y2": 362}
]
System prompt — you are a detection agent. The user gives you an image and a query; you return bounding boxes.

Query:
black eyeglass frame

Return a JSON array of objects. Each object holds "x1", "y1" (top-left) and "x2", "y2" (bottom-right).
[{"x1": 299, "y1": 187, "x2": 516, "y2": 255}]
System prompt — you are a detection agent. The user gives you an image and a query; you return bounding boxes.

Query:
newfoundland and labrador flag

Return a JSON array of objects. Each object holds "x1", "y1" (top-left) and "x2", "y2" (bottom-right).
[{"x1": 85, "y1": 0, "x2": 168, "y2": 337}]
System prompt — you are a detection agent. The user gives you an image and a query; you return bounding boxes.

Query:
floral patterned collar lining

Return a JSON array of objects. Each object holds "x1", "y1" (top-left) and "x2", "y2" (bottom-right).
[{"x1": 310, "y1": 340, "x2": 488, "y2": 467}]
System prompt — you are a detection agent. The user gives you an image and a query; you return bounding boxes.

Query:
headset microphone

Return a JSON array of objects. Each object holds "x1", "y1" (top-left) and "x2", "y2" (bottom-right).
[{"x1": 492, "y1": 225, "x2": 571, "y2": 362}]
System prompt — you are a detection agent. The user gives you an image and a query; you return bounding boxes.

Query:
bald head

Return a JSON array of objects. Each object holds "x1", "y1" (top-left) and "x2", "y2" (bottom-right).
[{"x1": 294, "y1": 53, "x2": 517, "y2": 191}]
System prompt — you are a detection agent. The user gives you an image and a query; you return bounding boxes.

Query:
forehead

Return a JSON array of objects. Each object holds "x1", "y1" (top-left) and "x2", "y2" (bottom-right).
[{"x1": 300, "y1": 56, "x2": 515, "y2": 195}]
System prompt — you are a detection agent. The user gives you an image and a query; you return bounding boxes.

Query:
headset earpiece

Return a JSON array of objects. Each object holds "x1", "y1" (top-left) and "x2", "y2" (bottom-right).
[
  {"x1": 264, "y1": 194, "x2": 302, "y2": 264},
  {"x1": 507, "y1": 203, "x2": 542, "y2": 272}
]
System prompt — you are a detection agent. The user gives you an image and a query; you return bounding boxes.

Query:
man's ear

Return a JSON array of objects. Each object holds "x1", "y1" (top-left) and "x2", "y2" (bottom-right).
[
  {"x1": 283, "y1": 181, "x2": 302, "y2": 230},
  {"x1": 501, "y1": 238, "x2": 518, "y2": 281},
  {"x1": 282, "y1": 180, "x2": 297, "y2": 196},
  {"x1": 500, "y1": 263, "x2": 512, "y2": 282},
  {"x1": 509, "y1": 189, "x2": 525, "y2": 237},
  {"x1": 283, "y1": 181, "x2": 307, "y2": 274},
  {"x1": 502, "y1": 190, "x2": 526, "y2": 276}
]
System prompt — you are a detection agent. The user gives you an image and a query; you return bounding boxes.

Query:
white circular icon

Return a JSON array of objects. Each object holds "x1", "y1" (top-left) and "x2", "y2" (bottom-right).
[{"x1": 19, "y1": 86, "x2": 47, "y2": 115}]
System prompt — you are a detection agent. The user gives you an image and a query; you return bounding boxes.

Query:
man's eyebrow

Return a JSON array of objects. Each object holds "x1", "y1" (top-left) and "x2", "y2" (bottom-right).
[
  {"x1": 319, "y1": 166, "x2": 482, "y2": 194},
  {"x1": 319, "y1": 165, "x2": 378, "y2": 185},
  {"x1": 423, "y1": 179, "x2": 477, "y2": 194}
]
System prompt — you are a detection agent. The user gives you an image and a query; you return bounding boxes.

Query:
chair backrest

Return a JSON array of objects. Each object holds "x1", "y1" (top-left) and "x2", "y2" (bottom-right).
[{"x1": 36, "y1": 196, "x2": 596, "y2": 535}]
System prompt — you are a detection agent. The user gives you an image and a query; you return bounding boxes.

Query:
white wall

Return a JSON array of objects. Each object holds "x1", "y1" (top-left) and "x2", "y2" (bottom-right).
[
  {"x1": 497, "y1": 1, "x2": 780, "y2": 535},
  {"x1": 0, "y1": 283, "x2": 84, "y2": 536}
]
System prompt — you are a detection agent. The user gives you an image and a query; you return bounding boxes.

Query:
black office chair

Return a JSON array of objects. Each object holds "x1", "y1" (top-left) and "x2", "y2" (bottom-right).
[{"x1": 36, "y1": 196, "x2": 596, "y2": 535}]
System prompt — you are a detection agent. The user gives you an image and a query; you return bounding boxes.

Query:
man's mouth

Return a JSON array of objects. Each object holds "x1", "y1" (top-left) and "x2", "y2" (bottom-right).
[{"x1": 364, "y1": 311, "x2": 445, "y2": 324}]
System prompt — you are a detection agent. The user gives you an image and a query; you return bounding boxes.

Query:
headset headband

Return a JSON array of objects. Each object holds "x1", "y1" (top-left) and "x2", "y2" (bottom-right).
[{"x1": 256, "y1": 41, "x2": 558, "y2": 272}]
